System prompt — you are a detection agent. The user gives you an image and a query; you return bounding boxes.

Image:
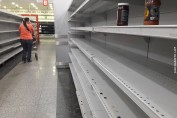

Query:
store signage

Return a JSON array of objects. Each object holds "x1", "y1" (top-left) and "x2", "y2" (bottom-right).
[{"x1": 43, "y1": 0, "x2": 48, "y2": 6}]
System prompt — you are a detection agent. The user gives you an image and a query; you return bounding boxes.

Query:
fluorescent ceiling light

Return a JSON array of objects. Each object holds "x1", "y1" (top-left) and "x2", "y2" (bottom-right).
[
  {"x1": 3, "y1": 6, "x2": 6, "y2": 8},
  {"x1": 12, "y1": 2, "x2": 15, "y2": 5},
  {"x1": 16, "y1": 4, "x2": 19, "y2": 7},
  {"x1": 31, "y1": 3, "x2": 34, "y2": 5},
  {"x1": 20, "y1": 7, "x2": 23, "y2": 9}
]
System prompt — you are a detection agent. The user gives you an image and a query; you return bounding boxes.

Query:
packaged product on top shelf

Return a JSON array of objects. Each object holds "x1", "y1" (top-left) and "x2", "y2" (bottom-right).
[
  {"x1": 117, "y1": 3, "x2": 129, "y2": 26},
  {"x1": 144, "y1": 0, "x2": 161, "y2": 25}
]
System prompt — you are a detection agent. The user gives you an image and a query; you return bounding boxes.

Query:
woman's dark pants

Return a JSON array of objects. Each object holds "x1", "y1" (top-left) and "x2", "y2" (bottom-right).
[{"x1": 20, "y1": 40, "x2": 33, "y2": 62}]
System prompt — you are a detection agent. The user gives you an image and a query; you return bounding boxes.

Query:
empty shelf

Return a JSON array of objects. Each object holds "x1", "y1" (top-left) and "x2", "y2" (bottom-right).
[
  {"x1": 94, "y1": 25, "x2": 177, "y2": 40},
  {"x1": 0, "y1": 30, "x2": 19, "y2": 34},
  {"x1": 0, "y1": 37, "x2": 20, "y2": 45},
  {"x1": 70, "y1": 27, "x2": 93, "y2": 32},
  {"x1": 70, "y1": 63, "x2": 93, "y2": 118},
  {"x1": 68, "y1": 31, "x2": 89, "y2": 35},
  {"x1": 0, "y1": 42, "x2": 21, "y2": 54},
  {"x1": 0, "y1": 47, "x2": 22, "y2": 64},
  {"x1": 69, "y1": 52, "x2": 110, "y2": 118},
  {"x1": 68, "y1": 0, "x2": 84, "y2": 11},
  {"x1": 70, "y1": 0, "x2": 118, "y2": 18},
  {"x1": 0, "y1": 10, "x2": 22, "y2": 20},
  {"x1": 71, "y1": 48, "x2": 149, "y2": 118},
  {"x1": 70, "y1": 0, "x2": 90, "y2": 18},
  {"x1": 68, "y1": 19, "x2": 86, "y2": 22},
  {"x1": 71, "y1": 26, "x2": 177, "y2": 39},
  {"x1": 68, "y1": 41, "x2": 77, "y2": 48},
  {"x1": 0, "y1": 20, "x2": 21, "y2": 24},
  {"x1": 71, "y1": 38, "x2": 177, "y2": 118}
]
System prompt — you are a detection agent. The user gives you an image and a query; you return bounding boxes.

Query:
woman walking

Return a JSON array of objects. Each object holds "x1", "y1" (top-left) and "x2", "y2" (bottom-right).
[{"x1": 19, "y1": 17, "x2": 34, "y2": 63}]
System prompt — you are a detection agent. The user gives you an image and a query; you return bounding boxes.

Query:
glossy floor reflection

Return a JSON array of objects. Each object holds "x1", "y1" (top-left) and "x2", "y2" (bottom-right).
[{"x1": 0, "y1": 39, "x2": 57, "y2": 118}]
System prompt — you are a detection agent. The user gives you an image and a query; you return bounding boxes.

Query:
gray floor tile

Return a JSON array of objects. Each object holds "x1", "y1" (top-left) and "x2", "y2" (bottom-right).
[{"x1": 0, "y1": 40, "x2": 57, "y2": 118}]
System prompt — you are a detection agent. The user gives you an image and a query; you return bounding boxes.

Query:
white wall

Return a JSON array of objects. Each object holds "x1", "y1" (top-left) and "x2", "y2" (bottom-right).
[{"x1": 53, "y1": 0, "x2": 72, "y2": 38}]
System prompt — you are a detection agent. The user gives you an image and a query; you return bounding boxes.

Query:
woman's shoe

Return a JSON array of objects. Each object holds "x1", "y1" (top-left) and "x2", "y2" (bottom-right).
[{"x1": 27, "y1": 60, "x2": 32, "y2": 63}]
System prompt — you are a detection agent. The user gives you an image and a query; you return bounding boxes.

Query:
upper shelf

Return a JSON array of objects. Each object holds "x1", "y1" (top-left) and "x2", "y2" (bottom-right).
[
  {"x1": 71, "y1": 25, "x2": 177, "y2": 40},
  {"x1": 70, "y1": 0, "x2": 117, "y2": 18},
  {"x1": 69, "y1": 0, "x2": 144, "y2": 18},
  {"x1": 0, "y1": 20, "x2": 21, "y2": 24},
  {"x1": 0, "y1": 10, "x2": 22, "y2": 20},
  {"x1": 68, "y1": 0, "x2": 85, "y2": 11},
  {"x1": 71, "y1": 27, "x2": 93, "y2": 32}
]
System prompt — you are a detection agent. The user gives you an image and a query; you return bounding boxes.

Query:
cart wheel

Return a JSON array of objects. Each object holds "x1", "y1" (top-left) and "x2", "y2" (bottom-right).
[{"x1": 35, "y1": 53, "x2": 38, "y2": 61}]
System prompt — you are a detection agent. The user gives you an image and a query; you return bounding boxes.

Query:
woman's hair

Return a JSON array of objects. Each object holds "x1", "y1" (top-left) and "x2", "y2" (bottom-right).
[{"x1": 23, "y1": 17, "x2": 30, "y2": 31}]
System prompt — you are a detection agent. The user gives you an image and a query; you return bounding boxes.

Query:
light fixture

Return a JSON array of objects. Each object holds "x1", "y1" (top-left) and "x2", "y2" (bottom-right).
[
  {"x1": 12, "y1": 2, "x2": 15, "y2": 5},
  {"x1": 3, "y1": 6, "x2": 7, "y2": 9},
  {"x1": 31, "y1": 3, "x2": 34, "y2": 5},
  {"x1": 20, "y1": 7, "x2": 23, "y2": 9},
  {"x1": 16, "y1": 4, "x2": 19, "y2": 7}
]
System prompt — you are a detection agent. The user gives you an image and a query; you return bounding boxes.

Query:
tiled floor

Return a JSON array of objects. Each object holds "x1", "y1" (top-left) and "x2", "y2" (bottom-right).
[{"x1": 0, "y1": 40, "x2": 57, "y2": 118}]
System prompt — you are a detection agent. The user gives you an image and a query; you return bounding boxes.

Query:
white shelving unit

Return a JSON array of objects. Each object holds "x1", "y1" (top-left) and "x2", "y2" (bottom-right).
[
  {"x1": 70, "y1": 38, "x2": 177, "y2": 118},
  {"x1": 68, "y1": 0, "x2": 177, "y2": 118},
  {"x1": 0, "y1": 10, "x2": 22, "y2": 65}
]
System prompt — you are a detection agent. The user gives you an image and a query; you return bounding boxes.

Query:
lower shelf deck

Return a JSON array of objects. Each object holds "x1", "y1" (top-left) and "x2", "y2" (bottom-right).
[
  {"x1": 0, "y1": 47, "x2": 22, "y2": 64},
  {"x1": 70, "y1": 63, "x2": 93, "y2": 118},
  {"x1": 69, "y1": 52, "x2": 110, "y2": 118},
  {"x1": 0, "y1": 42, "x2": 21, "y2": 54},
  {"x1": 69, "y1": 48, "x2": 149, "y2": 118}
]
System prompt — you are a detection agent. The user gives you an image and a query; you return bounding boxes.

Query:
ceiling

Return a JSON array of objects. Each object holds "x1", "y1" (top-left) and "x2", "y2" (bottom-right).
[{"x1": 0, "y1": 0, "x2": 53, "y2": 10}]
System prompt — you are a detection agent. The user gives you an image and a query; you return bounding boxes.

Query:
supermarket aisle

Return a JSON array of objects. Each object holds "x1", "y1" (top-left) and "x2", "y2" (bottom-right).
[{"x1": 0, "y1": 39, "x2": 57, "y2": 118}]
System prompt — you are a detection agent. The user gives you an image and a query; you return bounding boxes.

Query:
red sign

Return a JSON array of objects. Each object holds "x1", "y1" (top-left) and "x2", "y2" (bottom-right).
[{"x1": 43, "y1": 0, "x2": 48, "y2": 6}]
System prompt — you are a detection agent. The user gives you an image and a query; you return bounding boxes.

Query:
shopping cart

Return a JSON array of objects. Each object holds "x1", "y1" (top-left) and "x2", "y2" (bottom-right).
[{"x1": 32, "y1": 35, "x2": 38, "y2": 61}]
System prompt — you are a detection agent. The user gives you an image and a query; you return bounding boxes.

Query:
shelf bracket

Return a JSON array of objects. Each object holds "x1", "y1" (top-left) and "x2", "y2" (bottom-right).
[{"x1": 144, "y1": 37, "x2": 151, "y2": 59}]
